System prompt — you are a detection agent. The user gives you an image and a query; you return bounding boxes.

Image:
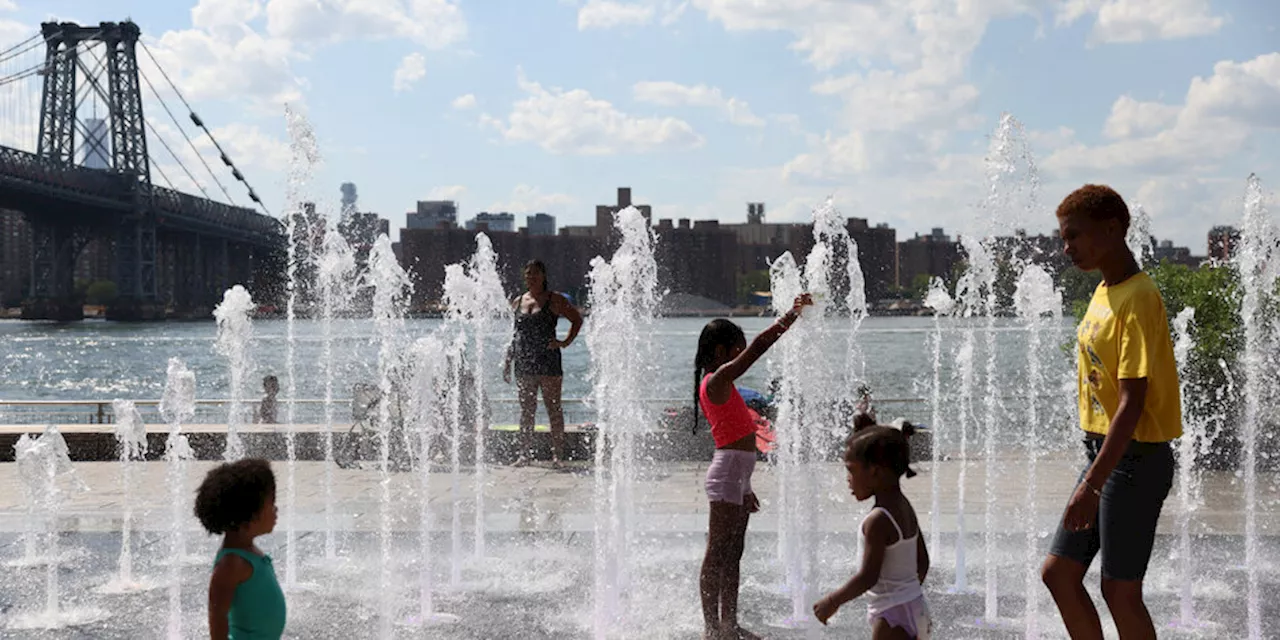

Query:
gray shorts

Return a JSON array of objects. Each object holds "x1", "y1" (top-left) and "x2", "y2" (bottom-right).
[
  {"x1": 705, "y1": 449, "x2": 755, "y2": 505},
  {"x1": 1049, "y1": 437, "x2": 1174, "y2": 581}
]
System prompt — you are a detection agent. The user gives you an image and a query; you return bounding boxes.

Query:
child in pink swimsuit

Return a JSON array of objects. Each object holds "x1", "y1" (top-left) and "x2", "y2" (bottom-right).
[
  {"x1": 694, "y1": 293, "x2": 812, "y2": 640},
  {"x1": 814, "y1": 426, "x2": 932, "y2": 639}
]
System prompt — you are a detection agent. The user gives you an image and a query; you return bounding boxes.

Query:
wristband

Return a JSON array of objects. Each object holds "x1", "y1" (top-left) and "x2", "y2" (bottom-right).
[{"x1": 1082, "y1": 479, "x2": 1102, "y2": 497}]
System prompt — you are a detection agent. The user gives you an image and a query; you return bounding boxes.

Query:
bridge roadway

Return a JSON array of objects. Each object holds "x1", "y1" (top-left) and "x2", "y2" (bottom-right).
[
  {"x1": 0, "y1": 144, "x2": 282, "y2": 246},
  {"x1": 0, "y1": 144, "x2": 285, "y2": 320}
]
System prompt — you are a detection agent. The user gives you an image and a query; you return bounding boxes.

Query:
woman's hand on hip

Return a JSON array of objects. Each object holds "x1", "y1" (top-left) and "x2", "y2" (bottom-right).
[{"x1": 548, "y1": 339, "x2": 571, "y2": 349}]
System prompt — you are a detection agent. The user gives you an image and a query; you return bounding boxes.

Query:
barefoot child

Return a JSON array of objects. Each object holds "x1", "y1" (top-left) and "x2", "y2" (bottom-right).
[
  {"x1": 695, "y1": 293, "x2": 812, "y2": 640},
  {"x1": 814, "y1": 426, "x2": 931, "y2": 640},
  {"x1": 197, "y1": 458, "x2": 286, "y2": 640}
]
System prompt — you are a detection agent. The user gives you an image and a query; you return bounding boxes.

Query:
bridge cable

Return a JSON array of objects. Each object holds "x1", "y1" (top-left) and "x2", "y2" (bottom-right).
[
  {"x1": 138, "y1": 40, "x2": 270, "y2": 216},
  {"x1": 0, "y1": 40, "x2": 87, "y2": 88},
  {"x1": 143, "y1": 118, "x2": 211, "y2": 198},
  {"x1": 137, "y1": 64, "x2": 236, "y2": 204},
  {"x1": 149, "y1": 153, "x2": 177, "y2": 190},
  {"x1": 0, "y1": 34, "x2": 46, "y2": 69},
  {"x1": 0, "y1": 30, "x2": 99, "y2": 83}
]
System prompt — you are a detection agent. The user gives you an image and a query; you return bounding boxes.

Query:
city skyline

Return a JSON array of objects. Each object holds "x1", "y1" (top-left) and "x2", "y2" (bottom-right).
[{"x1": 0, "y1": 1, "x2": 1272, "y2": 252}]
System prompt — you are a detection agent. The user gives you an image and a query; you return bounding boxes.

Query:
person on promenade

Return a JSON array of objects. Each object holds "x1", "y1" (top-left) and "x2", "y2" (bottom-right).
[
  {"x1": 694, "y1": 293, "x2": 812, "y2": 640},
  {"x1": 814, "y1": 426, "x2": 931, "y2": 639},
  {"x1": 254, "y1": 375, "x2": 278, "y2": 424},
  {"x1": 502, "y1": 259, "x2": 583, "y2": 467},
  {"x1": 1041, "y1": 185, "x2": 1180, "y2": 640},
  {"x1": 198, "y1": 458, "x2": 286, "y2": 640}
]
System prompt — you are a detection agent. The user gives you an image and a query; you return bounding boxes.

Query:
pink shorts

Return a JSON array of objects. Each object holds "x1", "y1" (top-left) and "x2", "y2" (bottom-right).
[
  {"x1": 704, "y1": 449, "x2": 755, "y2": 505},
  {"x1": 869, "y1": 596, "x2": 931, "y2": 640}
]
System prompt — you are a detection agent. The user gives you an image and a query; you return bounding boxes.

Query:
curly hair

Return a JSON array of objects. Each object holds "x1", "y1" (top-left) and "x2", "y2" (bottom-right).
[
  {"x1": 845, "y1": 425, "x2": 916, "y2": 479},
  {"x1": 1056, "y1": 184, "x2": 1130, "y2": 232},
  {"x1": 194, "y1": 458, "x2": 275, "y2": 535}
]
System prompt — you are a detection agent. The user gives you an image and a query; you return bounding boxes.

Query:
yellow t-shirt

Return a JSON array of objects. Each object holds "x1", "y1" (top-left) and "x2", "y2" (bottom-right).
[{"x1": 1075, "y1": 272, "x2": 1182, "y2": 442}]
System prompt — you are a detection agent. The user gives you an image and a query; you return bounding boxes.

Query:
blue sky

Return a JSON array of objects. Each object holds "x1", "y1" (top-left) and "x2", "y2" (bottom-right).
[{"x1": 0, "y1": 0, "x2": 1276, "y2": 252}]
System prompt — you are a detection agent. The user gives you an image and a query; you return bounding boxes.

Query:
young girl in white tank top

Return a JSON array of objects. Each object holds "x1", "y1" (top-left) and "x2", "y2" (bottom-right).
[{"x1": 814, "y1": 426, "x2": 932, "y2": 640}]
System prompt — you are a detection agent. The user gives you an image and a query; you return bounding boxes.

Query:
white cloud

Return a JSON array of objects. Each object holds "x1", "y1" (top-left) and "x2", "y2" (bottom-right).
[
  {"x1": 265, "y1": 0, "x2": 468, "y2": 49},
  {"x1": 691, "y1": 0, "x2": 1016, "y2": 72},
  {"x1": 690, "y1": 0, "x2": 1020, "y2": 186},
  {"x1": 1103, "y1": 96, "x2": 1180, "y2": 139},
  {"x1": 1027, "y1": 126, "x2": 1078, "y2": 151},
  {"x1": 393, "y1": 52, "x2": 426, "y2": 92},
  {"x1": 812, "y1": 68, "x2": 982, "y2": 133},
  {"x1": 578, "y1": 0, "x2": 655, "y2": 30},
  {"x1": 661, "y1": 1, "x2": 689, "y2": 26},
  {"x1": 1045, "y1": 53, "x2": 1280, "y2": 177},
  {"x1": 196, "y1": 123, "x2": 291, "y2": 172},
  {"x1": 0, "y1": 0, "x2": 18, "y2": 12},
  {"x1": 1055, "y1": 0, "x2": 1224, "y2": 44},
  {"x1": 632, "y1": 81, "x2": 764, "y2": 126},
  {"x1": 483, "y1": 69, "x2": 704, "y2": 155},
  {"x1": 192, "y1": 0, "x2": 263, "y2": 31},
  {"x1": 488, "y1": 184, "x2": 577, "y2": 214},
  {"x1": 0, "y1": 18, "x2": 27, "y2": 48},
  {"x1": 451, "y1": 93, "x2": 477, "y2": 110},
  {"x1": 427, "y1": 185, "x2": 467, "y2": 200},
  {"x1": 145, "y1": 27, "x2": 303, "y2": 108}
]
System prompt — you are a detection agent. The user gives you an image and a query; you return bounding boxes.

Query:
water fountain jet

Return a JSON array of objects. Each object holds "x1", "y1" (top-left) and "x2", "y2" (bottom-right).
[
  {"x1": 584, "y1": 206, "x2": 660, "y2": 638},
  {"x1": 6, "y1": 426, "x2": 102, "y2": 631},
  {"x1": 160, "y1": 358, "x2": 197, "y2": 640},
  {"x1": 368, "y1": 234, "x2": 413, "y2": 638},
  {"x1": 95, "y1": 400, "x2": 154, "y2": 594},
  {"x1": 1235, "y1": 174, "x2": 1277, "y2": 640},
  {"x1": 213, "y1": 285, "x2": 256, "y2": 460}
]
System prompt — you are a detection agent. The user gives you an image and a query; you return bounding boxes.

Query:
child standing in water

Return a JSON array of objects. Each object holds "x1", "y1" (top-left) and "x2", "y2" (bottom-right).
[
  {"x1": 695, "y1": 293, "x2": 812, "y2": 640},
  {"x1": 197, "y1": 458, "x2": 286, "y2": 640},
  {"x1": 814, "y1": 426, "x2": 931, "y2": 640}
]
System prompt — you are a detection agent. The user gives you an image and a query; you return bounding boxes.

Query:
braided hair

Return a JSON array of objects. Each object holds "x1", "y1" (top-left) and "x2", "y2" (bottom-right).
[{"x1": 691, "y1": 319, "x2": 746, "y2": 433}]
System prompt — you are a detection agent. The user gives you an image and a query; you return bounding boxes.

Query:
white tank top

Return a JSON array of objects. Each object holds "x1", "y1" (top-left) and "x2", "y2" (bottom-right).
[{"x1": 863, "y1": 506, "x2": 924, "y2": 614}]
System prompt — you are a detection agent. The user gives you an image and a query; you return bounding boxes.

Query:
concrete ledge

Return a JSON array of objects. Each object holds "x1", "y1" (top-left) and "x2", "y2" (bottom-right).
[{"x1": 0, "y1": 423, "x2": 932, "y2": 465}]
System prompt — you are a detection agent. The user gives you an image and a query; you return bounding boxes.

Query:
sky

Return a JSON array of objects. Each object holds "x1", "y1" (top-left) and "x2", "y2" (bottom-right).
[{"x1": 0, "y1": 0, "x2": 1275, "y2": 253}]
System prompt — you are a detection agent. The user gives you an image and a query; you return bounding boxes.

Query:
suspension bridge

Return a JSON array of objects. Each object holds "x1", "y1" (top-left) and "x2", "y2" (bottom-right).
[{"x1": 0, "y1": 20, "x2": 284, "y2": 320}]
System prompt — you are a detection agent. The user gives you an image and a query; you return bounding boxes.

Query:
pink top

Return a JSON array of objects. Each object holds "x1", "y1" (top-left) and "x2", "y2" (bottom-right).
[{"x1": 699, "y1": 374, "x2": 756, "y2": 448}]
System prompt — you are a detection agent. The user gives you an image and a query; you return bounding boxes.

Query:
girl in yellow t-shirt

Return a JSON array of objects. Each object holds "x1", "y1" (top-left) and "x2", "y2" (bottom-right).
[{"x1": 1041, "y1": 184, "x2": 1179, "y2": 640}]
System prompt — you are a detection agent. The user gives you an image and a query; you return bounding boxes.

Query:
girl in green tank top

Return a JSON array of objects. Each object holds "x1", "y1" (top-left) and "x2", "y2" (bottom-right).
[{"x1": 196, "y1": 459, "x2": 287, "y2": 640}]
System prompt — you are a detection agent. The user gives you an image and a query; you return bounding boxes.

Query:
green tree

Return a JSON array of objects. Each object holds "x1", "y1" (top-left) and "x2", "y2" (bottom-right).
[
  {"x1": 84, "y1": 280, "x2": 119, "y2": 306},
  {"x1": 907, "y1": 273, "x2": 932, "y2": 301},
  {"x1": 736, "y1": 269, "x2": 771, "y2": 305},
  {"x1": 1060, "y1": 266, "x2": 1103, "y2": 320},
  {"x1": 1147, "y1": 261, "x2": 1244, "y2": 469}
]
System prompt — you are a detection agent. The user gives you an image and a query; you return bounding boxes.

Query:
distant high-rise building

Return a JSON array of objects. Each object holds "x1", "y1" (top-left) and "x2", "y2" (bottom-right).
[
  {"x1": 526, "y1": 213, "x2": 556, "y2": 236},
  {"x1": 466, "y1": 212, "x2": 516, "y2": 233},
  {"x1": 746, "y1": 202, "x2": 765, "y2": 225},
  {"x1": 83, "y1": 118, "x2": 109, "y2": 170},
  {"x1": 407, "y1": 200, "x2": 458, "y2": 229},
  {"x1": 1208, "y1": 225, "x2": 1239, "y2": 261},
  {"x1": 340, "y1": 183, "x2": 358, "y2": 212}
]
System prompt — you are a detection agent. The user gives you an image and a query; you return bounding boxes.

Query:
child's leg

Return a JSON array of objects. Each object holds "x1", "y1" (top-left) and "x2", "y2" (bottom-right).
[
  {"x1": 701, "y1": 502, "x2": 739, "y2": 635},
  {"x1": 719, "y1": 506, "x2": 750, "y2": 630},
  {"x1": 871, "y1": 616, "x2": 914, "y2": 640}
]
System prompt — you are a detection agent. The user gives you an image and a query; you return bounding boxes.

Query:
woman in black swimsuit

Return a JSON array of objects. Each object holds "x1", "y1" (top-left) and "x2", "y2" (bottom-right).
[{"x1": 502, "y1": 260, "x2": 583, "y2": 466}]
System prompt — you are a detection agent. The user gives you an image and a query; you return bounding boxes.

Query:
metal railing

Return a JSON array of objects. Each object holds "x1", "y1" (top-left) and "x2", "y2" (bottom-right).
[
  {"x1": 151, "y1": 184, "x2": 283, "y2": 246},
  {"x1": 0, "y1": 144, "x2": 129, "y2": 203},
  {"x1": 0, "y1": 395, "x2": 958, "y2": 426}
]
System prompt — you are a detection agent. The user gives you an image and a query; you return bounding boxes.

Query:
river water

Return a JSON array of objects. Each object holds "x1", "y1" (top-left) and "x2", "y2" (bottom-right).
[{"x1": 0, "y1": 316, "x2": 1077, "y2": 440}]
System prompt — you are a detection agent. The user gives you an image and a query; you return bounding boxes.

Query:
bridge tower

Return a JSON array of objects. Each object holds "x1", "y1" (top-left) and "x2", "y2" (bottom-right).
[{"x1": 29, "y1": 21, "x2": 158, "y2": 320}]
